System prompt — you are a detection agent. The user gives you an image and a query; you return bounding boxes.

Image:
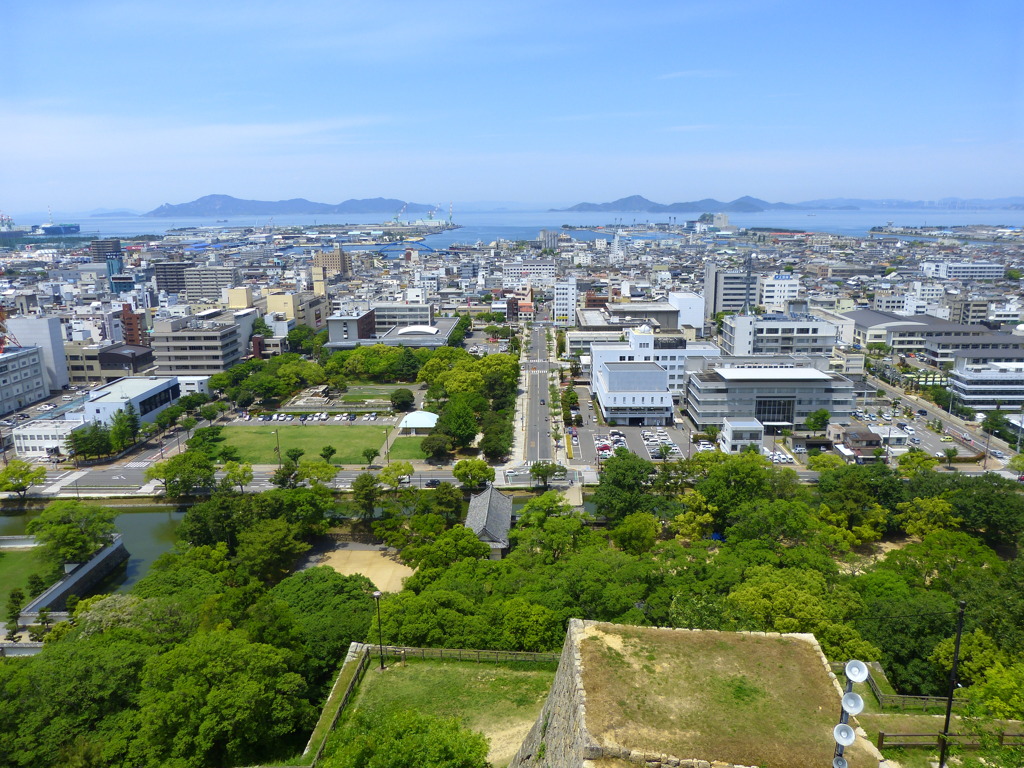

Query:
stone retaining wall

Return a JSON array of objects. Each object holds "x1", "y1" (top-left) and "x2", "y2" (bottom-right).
[
  {"x1": 509, "y1": 620, "x2": 885, "y2": 768},
  {"x1": 18, "y1": 534, "x2": 129, "y2": 624}
]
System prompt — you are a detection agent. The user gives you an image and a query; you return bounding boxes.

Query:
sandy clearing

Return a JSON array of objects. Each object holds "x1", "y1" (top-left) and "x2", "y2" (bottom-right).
[{"x1": 320, "y1": 548, "x2": 414, "y2": 593}]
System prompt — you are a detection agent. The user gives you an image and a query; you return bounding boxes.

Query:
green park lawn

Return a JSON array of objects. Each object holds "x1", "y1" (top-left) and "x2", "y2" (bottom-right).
[
  {"x1": 330, "y1": 658, "x2": 556, "y2": 767},
  {"x1": 387, "y1": 436, "x2": 428, "y2": 461},
  {"x1": 0, "y1": 549, "x2": 50, "y2": 611},
  {"x1": 220, "y1": 425, "x2": 390, "y2": 465}
]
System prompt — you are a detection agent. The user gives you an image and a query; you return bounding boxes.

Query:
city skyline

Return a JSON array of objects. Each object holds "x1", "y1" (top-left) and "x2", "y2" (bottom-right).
[{"x1": 4, "y1": 0, "x2": 1022, "y2": 213}]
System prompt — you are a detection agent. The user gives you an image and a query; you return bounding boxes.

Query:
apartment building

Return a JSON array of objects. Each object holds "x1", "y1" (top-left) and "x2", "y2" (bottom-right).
[{"x1": 183, "y1": 266, "x2": 240, "y2": 301}]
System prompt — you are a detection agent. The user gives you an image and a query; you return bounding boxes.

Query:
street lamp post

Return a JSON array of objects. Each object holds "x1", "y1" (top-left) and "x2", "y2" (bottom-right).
[
  {"x1": 372, "y1": 590, "x2": 385, "y2": 670},
  {"x1": 273, "y1": 430, "x2": 282, "y2": 468},
  {"x1": 383, "y1": 429, "x2": 389, "y2": 466}
]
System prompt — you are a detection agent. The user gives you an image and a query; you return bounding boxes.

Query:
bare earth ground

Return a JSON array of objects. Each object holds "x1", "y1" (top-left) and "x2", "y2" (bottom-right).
[{"x1": 319, "y1": 546, "x2": 413, "y2": 593}]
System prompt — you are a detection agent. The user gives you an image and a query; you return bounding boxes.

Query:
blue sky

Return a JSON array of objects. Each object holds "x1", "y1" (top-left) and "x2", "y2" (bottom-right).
[{"x1": 3, "y1": 0, "x2": 1022, "y2": 214}]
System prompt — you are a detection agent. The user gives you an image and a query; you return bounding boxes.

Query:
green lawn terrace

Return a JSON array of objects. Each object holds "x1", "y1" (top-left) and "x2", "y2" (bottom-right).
[
  {"x1": 514, "y1": 620, "x2": 882, "y2": 768},
  {"x1": 219, "y1": 425, "x2": 390, "y2": 465},
  {"x1": 321, "y1": 657, "x2": 556, "y2": 768}
]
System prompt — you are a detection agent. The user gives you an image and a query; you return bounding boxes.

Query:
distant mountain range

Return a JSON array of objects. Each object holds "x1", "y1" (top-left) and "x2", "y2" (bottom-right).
[
  {"x1": 144, "y1": 194, "x2": 434, "y2": 218},
  {"x1": 553, "y1": 195, "x2": 1024, "y2": 213}
]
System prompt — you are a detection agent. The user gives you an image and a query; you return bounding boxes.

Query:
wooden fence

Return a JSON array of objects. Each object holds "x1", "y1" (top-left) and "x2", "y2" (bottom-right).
[
  {"x1": 829, "y1": 662, "x2": 962, "y2": 712},
  {"x1": 878, "y1": 731, "x2": 1024, "y2": 750}
]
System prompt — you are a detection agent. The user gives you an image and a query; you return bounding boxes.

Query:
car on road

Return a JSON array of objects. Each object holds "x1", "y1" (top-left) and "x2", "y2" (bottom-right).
[
  {"x1": 940, "y1": 436, "x2": 954, "y2": 442},
  {"x1": 917, "y1": 409, "x2": 928, "y2": 417},
  {"x1": 540, "y1": 399, "x2": 546, "y2": 405},
  {"x1": 992, "y1": 450, "x2": 1006, "y2": 459},
  {"x1": 424, "y1": 479, "x2": 441, "y2": 488}
]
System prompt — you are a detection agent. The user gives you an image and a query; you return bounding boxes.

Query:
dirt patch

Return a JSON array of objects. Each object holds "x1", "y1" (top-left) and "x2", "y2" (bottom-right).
[
  {"x1": 485, "y1": 722, "x2": 534, "y2": 767},
  {"x1": 319, "y1": 547, "x2": 414, "y2": 593}
]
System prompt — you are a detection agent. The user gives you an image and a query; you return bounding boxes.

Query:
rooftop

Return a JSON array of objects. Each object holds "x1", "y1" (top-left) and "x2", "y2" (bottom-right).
[
  {"x1": 714, "y1": 367, "x2": 832, "y2": 381},
  {"x1": 87, "y1": 376, "x2": 177, "y2": 403}
]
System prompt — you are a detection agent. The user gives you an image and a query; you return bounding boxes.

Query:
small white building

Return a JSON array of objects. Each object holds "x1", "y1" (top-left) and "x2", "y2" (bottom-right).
[
  {"x1": 176, "y1": 375, "x2": 211, "y2": 397},
  {"x1": 719, "y1": 417, "x2": 765, "y2": 454},
  {"x1": 84, "y1": 376, "x2": 182, "y2": 425},
  {"x1": 397, "y1": 410, "x2": 439, "y2": 435},
  {"x1": 13, "y1": 417, "x2": 88, "y2": 459}
]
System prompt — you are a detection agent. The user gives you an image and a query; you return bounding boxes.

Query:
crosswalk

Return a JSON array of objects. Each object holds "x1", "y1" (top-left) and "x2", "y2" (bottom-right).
[{"x1": 123, "y1": 460, "x2": 151, "y2": 468}]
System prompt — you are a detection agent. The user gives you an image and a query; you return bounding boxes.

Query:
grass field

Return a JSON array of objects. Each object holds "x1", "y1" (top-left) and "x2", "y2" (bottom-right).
[
  {"x1": 580, "y1": 623, "x2": 878, "y2": 768},
  {"x1": 219, "y1": 425, "x2": 390, "y2": 465},
  {"x1": 0, "y1": 549, "x2": 49, "y2": 610},
  {"x1": 387, "y1": 436, "x2": 428, "y2": 461},
  {"x1": 332, "y1": 658, "x2": 556, "y2": 767}
]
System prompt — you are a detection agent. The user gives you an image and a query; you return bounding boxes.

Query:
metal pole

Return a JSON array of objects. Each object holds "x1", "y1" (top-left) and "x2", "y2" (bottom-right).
[
  {"x1": 372, "y1": 590, "x2": 385, "y2": 670},
  {"x1": 938, "y1": 600, "x2": 967, "y2": 768},
  {"x1": 274, "y1": 430, "x2": 281, "y2": 468}
]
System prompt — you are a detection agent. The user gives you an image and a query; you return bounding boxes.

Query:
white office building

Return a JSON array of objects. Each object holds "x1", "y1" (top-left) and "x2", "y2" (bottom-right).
[
  {"x1": 553, "y1": 278, "x2": 578, "y2": 327},
  {"x1": 84, "y1": 376, "x2": 182, "y2": 425},
  {"x1": 666, "y1": 291, "x2": 705, "y2": 331},
  {"x1": 13, "y1": 418, "x2": 87, "y2": 459},
  {"x1": 589, "y1": 326, "x2": 720, "y2": 393},
  {"x1": 719, "y1": 314, "x2": 839, "y2": 356},
  {"x1": 757, "y1": 273, "x2": 802, "y2": 312},
  {"x1": 592, "y1": 361, "x2": 673, "y2": 426}
]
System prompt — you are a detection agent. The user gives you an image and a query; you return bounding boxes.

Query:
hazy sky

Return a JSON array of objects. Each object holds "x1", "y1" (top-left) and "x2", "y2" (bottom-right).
[{"x1": 4, "y1": 0, "x2": 1022, "y2": 214}]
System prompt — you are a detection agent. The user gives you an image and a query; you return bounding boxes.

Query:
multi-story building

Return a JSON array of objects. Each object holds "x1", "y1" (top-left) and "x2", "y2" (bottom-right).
[
  {"x1": 502, "y1": 260, "x2": 556, "y2": 291},
  {"x1": 313, "y1": 246, "x2": 351, "y2": 279},
  {"x1": 944, "y1": 297, "x2": 991, "y2": 325},
  {"x1": 589, "y1": 326, "x2": 720, "y2": 393},
  {"x1": 757, "y1": 273, "x2": 802, "y2": 311},
  {"x1": 151, "y1": 316, "x2": 243, "y2": 375},
  {"x1": 324, "y1": 310, "x2": 376, "y2": 349},
  {"x1": 265, "y1": 291, "x2": 329, "y2": 331},
  {"x1": 592, "y1": 361, "x2": 673, "y2": 426},
  {"x1": 371, "y1": 302, "x2": 433, "y2": 335},
  {"x1": 64, "y1": 340, "x2": 155, "y2": 386},
  {"x1": 12, "y1": 417, "x2": 87, "y2": 459},
  {"x1": 120, "y1": 303, "x2": 149, "y2": 347},
  {"x1": 183, "y1": 266, "x2": 240, "y2": 302},
  {"x1": 0, "y1": 346, "x2": 48, "y2": 415},
  {"x1": 720, "y1": 314, "x2": 838, "y2": 356},
  {"x1": 922, "y1": 261, "x2": 1005, "y2": 281},
  {"x1": 948, "y1": 360, "x2": 1024, "y2": 411},
  {"x1": 844, "y1": 309, "x2": 995, "y2": 355},
  {"x1": 83, "y1": 376, "x2": 182, "y2": 425},
  {"x1": 5, "y1": 315, "x2": 69, "y2": 391},
  {"x1": 702, "y1": 261, "x2": 758, "y2": 322},
  {"x1": 684, "y1": 356, "x2": 855, "y2": 430},
  {"x1": 552, "y1": 278, "x2": 578, "y2": 327},
  {"x1": 153, "y1": 261, "x2": 193, "y2": 294}
]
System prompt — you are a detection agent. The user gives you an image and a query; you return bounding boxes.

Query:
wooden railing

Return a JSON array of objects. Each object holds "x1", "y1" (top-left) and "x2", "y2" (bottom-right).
[
  {"x1": 878, "y1": 731, "x2": 1024, "y2": 750},
  {"x1": 829, "y1": 661, "x2": 962, "y2": 712}
]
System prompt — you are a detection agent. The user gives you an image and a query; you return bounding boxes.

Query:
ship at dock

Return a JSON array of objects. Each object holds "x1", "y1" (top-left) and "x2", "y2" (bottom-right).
[{"x1": 40, "y1": 222, "x2": 81, "y2": 235}]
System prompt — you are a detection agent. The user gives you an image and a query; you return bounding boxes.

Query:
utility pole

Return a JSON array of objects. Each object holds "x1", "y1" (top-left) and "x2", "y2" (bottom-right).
[{"x1": 938, "y1": 601, "x2": 967, "y2": 768}]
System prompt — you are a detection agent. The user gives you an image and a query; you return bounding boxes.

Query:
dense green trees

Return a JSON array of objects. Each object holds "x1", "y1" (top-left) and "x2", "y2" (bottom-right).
[{"x1": 26, "y1": 500, "x2": 118, "y2": 568}]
